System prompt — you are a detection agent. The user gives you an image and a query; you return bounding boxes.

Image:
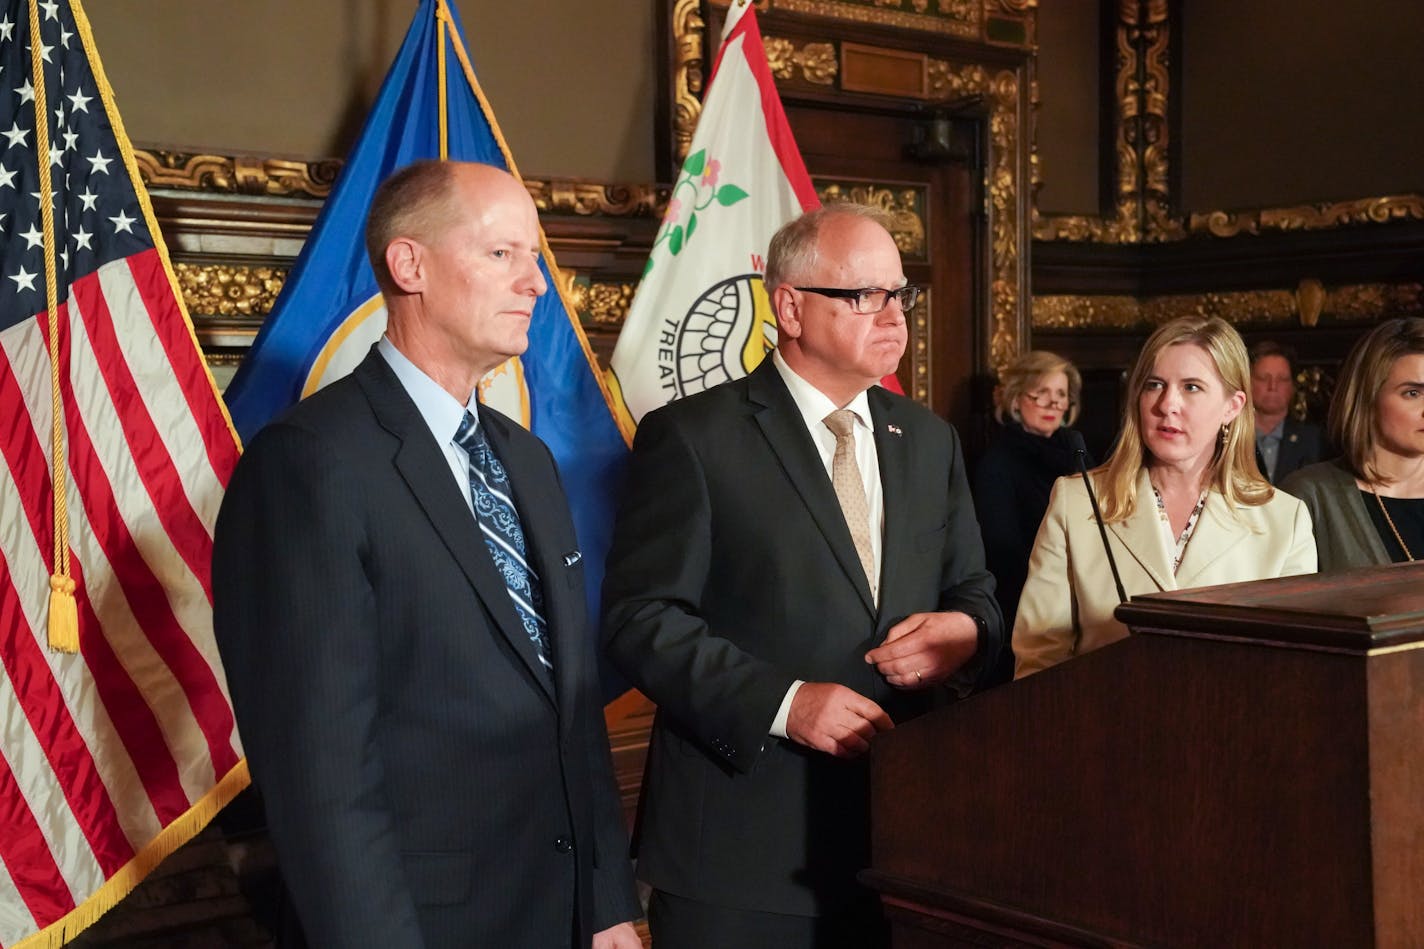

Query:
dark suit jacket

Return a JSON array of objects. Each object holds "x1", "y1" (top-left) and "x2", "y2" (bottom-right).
[
  {"x1": 1256, "y1": 416, "x2": 1324, "y2": 484},
  {"x1": 601, "y1": 358, "x2": 1001, "y2": 918},
  {"x1": 213, "y1": 349, "x2": 637, "y2": 948}
]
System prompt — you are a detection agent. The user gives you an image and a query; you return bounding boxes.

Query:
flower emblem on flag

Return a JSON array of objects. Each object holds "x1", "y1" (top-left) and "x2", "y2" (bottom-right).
[{"x1": 645, "y1": 148, "x2": 748, "y2": 276}]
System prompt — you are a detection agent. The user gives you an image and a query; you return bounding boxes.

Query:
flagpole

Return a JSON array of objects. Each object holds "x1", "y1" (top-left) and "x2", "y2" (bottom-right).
[
  {"x1": 439, "y1": 12, "x2": 637, "y2": 445},
  {"x1": 436, "y1": 0, "x2": 450, "y2": 158},
  {"x1": 28, "y1": 0, "x2": 79, "y2": 653}
]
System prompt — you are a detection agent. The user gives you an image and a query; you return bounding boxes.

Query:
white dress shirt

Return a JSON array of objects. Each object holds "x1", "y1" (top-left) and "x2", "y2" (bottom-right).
[
  {"x1": 768, "y1": 350, "x2": 886, "y2": 737},
  {"x1": 378, "y1": 337, "x2": 481, "y2": 513}
]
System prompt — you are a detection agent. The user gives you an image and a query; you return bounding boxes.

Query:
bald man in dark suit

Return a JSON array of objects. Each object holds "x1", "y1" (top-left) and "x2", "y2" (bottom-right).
[{"x1": 213, "y1": 161, "x2": 639, "y2": 949}]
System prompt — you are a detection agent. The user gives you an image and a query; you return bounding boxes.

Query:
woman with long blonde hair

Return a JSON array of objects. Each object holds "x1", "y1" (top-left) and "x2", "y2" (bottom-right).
[{"x1": 1013, "y1": 316, "x2": 1317, "y2": 678}]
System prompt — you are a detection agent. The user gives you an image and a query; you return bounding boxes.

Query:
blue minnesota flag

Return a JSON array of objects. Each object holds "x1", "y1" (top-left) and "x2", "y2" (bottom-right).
[{"x1": 223, "y1": 0, "x2": 630, "y2": 690}]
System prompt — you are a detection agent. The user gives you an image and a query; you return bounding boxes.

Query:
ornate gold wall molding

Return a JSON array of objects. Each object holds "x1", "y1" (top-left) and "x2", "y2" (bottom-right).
[
  {"x1": 1136, "y1": 0, "x2": 1180, "y2": 242},
  {"x1": 525, "y1": 180, "x2": 667, "y2": 217},
  {"x1": 1188, "y1": 195, "x2": 1424, "y2": 238},
  {"x1": 1034, "y1": 3, "x2": 1422, "y2": 246},
  {"x1": 816, "y1": 182, "x2": 925, "y2": 257},
  {"x1": 175, "y1": 263, "x2": 288, "y2": 316},
  {"x1": 136, "y1": 149, "x2": 342, "y2": 199},
  {"x1": 1033, "y1": 0, "x2": 1171, "y2": 244},
  {"x1": 728, "y1": 0, "x2": 981, "y2": 38},
  {"x1": 764, "y1": 36, "x2": 837, "y2": 84},
  {"x1": 135, "y1": 148, "x2": 664, "y2": 218},
  {"x1": 670, "y1": 0, "x2": 707, "y2": 168},
  {"x1": 1033, "y1": 281, "x2": 1424, "y2": 330},
  {"x1": 926, "y1": 59, "x2": 1025, "y2": 369},
  {"x1": 561, "y1": 275, "x2": 639, "y2": 327}
]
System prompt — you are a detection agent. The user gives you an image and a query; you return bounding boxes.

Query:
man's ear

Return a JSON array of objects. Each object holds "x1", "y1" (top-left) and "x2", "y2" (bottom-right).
[
  {"x1": 771, "y1": 285, "x2": 802, "y2": 340},
  {"x1": 384, "y1": 238, "x2": 425, "y2": 293}
]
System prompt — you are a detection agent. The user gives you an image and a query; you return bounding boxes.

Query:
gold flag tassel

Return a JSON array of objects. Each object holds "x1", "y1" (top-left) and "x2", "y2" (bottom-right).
[{"x1": 30, "y1": 0, "x2": 79, "y2": 653}]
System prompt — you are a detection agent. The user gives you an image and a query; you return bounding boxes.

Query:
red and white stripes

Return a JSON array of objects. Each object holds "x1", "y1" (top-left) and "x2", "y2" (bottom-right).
[{"x1": 0, "y1": 249, "x2": 243, "y2": 946}]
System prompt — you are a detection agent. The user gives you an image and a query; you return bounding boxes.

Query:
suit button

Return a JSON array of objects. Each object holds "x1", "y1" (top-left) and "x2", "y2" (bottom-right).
[{"x1": 554, "y1": 836, "x2": 573, "y2": 854}]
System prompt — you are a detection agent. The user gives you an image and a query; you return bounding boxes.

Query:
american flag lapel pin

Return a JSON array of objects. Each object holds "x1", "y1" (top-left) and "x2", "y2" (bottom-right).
[{"x1": 887, "y1": 423, "x2": 903, "y2": 437}]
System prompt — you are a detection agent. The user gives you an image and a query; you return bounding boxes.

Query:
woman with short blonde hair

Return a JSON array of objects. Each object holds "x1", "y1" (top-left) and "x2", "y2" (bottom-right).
[
  {"x1": 973, "y1": 350, "x2": 1088, "y2": 685},
  {"x1": 993, "y1": 350, "x2": 1083, "y2": 428},
  {"x1": 1013, "y1": 316, "x2": 1316, "y2": 678}
]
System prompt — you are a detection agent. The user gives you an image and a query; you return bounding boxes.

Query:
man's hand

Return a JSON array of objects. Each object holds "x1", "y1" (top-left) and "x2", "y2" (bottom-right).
[
  {"x1": 864, "y1": 611, "x2": 978, "y2": 689},
  {"x1": 592, "y1": 921, "x2": 642, "y2": 949},
  {"x1": 785, "y1": 682, "x2": 893, "y2": 757}
]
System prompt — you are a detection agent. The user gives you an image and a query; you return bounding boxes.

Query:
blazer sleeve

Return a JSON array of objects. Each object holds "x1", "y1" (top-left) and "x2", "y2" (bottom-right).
[
  {"x1": 212, "y1": 423, "x2": 425, "y2": 949},
  {"x1": 601, "y1": 408, "x2": 796, "y2": 773},
  {"x1": 1280, "y1": 493, "x2": 1319, "y2": 577},
  {"x1": 534, "y1": 444, "x2": 641, "y2": 932},
  {"x1": 972, "y1": 452, "x2": 1027, "y2": 613},
  {"x1": 1012, "y1": 478, "x2": 1078, "y2": 679},
  {"x1": 939, "y1": 426, "x2": 1005, "y2": 683}
]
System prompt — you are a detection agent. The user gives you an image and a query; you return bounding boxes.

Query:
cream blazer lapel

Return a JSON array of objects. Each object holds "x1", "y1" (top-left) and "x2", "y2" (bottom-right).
[
  {"x1": 1106, "y1": 470, "x2": 1174, "y2": 593},
  {"x1": 1174, "y1": 494, "x2": 1253, "y2": 589}
]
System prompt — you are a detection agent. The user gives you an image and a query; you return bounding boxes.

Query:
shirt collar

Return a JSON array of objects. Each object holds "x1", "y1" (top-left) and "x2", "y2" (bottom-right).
[
  {"x1": 1258, "y1": 418, "x2": 1286, "y2": 441},
  {"x1": 377, "y1": 336, "x2": 479, "y2": 446},
  {"x1": 771, "y1": 349, "x2": 873, "y2": 434}
]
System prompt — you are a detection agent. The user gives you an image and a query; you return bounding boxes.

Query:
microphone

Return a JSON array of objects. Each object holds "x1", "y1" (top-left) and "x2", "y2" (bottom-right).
[{"x1": 1063, "y1": 431, "x2": 1128, "y2": 604}]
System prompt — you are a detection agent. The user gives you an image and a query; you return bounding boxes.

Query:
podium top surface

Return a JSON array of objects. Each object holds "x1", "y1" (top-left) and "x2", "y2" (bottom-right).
[{"x1": 1115, "y1": 561, "x2": 1424, "y2": 651}]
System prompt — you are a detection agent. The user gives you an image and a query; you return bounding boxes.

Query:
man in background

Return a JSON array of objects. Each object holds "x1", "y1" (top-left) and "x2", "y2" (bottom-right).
[
  {"x1": 213, "y1": 160, "x2": 640, "y2": 948},
  {"x1": 1250, "y1": 340, "x2": 1323, "y2": 483},
  {"x1": 603, "y1": 203, "x2": 1001, "y2": 948}
]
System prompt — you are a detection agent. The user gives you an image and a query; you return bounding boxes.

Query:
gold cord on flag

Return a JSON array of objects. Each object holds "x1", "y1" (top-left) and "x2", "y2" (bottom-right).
[
  {"x1": 435, "y1": 0, "x2": 449, "y2": 158},
  {"x1": 29, "y1": 0, "x2": 79, "y2": 653}
]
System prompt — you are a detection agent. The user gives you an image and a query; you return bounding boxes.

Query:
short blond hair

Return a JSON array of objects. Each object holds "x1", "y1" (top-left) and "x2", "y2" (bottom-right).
[
  {"x1": 995, "y1": 350, "x2": 1082, "y2": 428},
  {"x1": 1329, "y1": 317, "x2": 1424, "y2": 484},
  {"x1": 764, "y1": 203, "x2": 897, "y2": 291}
]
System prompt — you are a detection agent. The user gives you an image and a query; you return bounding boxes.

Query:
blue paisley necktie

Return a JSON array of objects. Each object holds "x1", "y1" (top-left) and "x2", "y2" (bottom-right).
[{"x1": 453, "y1": 411, "x2": 553, "y2": 670}]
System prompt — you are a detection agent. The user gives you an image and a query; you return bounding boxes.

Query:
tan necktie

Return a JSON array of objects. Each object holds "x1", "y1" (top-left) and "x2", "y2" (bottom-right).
[{"x1": 824, "y1": 409, "x2": 877, "y2": 598}]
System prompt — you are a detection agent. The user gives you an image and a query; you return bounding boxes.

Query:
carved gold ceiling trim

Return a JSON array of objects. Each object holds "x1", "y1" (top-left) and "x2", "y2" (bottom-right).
[
  {"x1": 1033, "y1": 281, "x2": 1424, "y2": 330},
  {"x1": 134, "y1": 148, "x2": 664, "y2": 218},
  {"x1": 1188, "y1": 195, "x2": 1424, "y2": 238},
  {"x1": 709, "y1": 0, "x2": 981, "y2": 39}
]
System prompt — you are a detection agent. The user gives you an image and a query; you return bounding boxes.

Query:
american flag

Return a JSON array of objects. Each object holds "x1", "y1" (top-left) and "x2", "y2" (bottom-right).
[{"x1": 0, "y1": 1, "x2": 246, "y2": 945}]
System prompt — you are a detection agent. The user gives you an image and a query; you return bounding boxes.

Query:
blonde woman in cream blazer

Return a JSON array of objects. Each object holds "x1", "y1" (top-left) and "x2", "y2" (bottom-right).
[
  {"x1": 1013, "y1": 316, "x2": 1318, "y2": 679},
  {"x1": 1013, "y1": 469, "x2": 1315, "y2": 676}
]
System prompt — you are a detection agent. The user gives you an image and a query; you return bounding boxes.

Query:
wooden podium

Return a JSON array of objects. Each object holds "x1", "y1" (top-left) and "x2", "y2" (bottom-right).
[{"x1": 865, "y1": 563, "x2": 1424, "y2": 947}]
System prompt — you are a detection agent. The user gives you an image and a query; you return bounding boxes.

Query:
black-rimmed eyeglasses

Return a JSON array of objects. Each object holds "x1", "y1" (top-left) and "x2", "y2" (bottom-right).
[{"x1": 795, "y1": 285, "x2": 921, "y2": 315}]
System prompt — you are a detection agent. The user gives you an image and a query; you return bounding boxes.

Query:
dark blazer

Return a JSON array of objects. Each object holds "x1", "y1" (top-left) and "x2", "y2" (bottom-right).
[
  {"x1": 602, "y1": 358, "x2": 1001, "y2": 918},
  {"x1": 213, "y1": 349, "x2": 637, "y2": 948},
  {"x1": 1256, "y1": 416, "x2": 1324, "y2": 484},
  {"x1": 1280, "y1": 458, "x2": 1392, "y2": 571},
  {"x1": 972, "y1": 423, "x2": 1087, "y2": 683}
]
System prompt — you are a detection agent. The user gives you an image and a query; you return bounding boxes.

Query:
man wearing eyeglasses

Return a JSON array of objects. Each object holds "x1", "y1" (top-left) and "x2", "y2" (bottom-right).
[{"x1": 603, "y1": 203, "x2": 1002, "y2": 949}]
